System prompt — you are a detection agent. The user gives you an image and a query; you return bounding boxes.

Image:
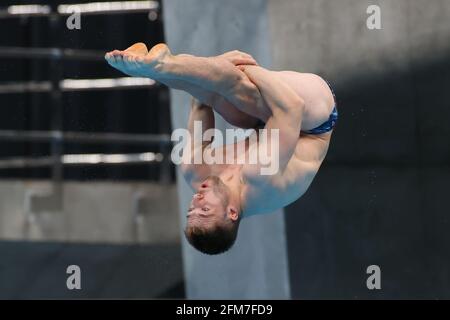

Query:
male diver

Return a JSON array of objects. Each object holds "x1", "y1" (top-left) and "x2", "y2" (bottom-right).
[{"x1": 105, "y1": 43, "x2": 337, "y2": 255}]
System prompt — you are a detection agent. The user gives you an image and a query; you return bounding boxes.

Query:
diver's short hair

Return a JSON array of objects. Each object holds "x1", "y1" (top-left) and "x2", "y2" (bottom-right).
[{"x1": 184, "y1": 218, "x2": 241, "y2": 255}]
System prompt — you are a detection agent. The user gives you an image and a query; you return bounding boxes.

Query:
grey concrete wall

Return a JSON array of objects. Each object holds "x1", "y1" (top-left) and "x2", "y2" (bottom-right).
[
  {"x1": 0, "y1": 181, "x2": 184, "y2": 298},
  {"x1": 0, "y1": 181, "x2": 180, "y2": 244},
  {"x1": 267, "y1": 0, "x2": 450, "y2": 298},
  {"x1": 268, "y1": 0, "x2": 450, "y2": 84},
  {"x1": 163, "y1": 0, "x2": 290, "y2": 299}
]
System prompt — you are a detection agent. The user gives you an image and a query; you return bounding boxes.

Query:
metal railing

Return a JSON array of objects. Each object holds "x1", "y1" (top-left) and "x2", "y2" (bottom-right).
[
  {"x1": 0, "y1": 77, "x2": 157, "y2": 94},
  {"x1": 0, "y1": 1, "x2": 159, "y2": 18},
  {"x1": 0, "y1": 0, "x2": 170, "y2": 215}
]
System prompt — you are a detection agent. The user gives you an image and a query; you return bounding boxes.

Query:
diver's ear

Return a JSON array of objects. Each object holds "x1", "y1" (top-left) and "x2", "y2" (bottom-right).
[{"x1": 228, "y1": 206, "x2": 239, "y2": 222}]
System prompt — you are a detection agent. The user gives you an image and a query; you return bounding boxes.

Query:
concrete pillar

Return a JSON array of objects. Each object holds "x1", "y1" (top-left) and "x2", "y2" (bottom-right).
[{"x1": 163, "y1": 0, "x2": 290, "y2": 299}]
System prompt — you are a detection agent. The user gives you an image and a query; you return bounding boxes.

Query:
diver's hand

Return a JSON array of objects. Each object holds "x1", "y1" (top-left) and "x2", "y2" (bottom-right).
[{"x1": 217, "y1": 50, "x2": 258, "y2": 67}]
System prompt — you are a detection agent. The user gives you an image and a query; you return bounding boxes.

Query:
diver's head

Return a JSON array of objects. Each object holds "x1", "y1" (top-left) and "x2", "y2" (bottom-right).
[{"x1": 184, "y1": 176, "x2": 242, "y2": 255}]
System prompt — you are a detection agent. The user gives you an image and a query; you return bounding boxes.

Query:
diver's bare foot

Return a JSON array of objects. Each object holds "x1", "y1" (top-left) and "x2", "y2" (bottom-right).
[
  {"x1": 105, "y1": 43, "x2": 172, "y2": 78},
  {"x1": 105, "y1": 42, "x2": 148, "y2": 77}
]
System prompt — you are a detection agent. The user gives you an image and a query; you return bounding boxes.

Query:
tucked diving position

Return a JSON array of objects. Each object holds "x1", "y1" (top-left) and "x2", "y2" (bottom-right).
[{"x1": 105, "y1": 43, "x2": 338, "y2": 255}]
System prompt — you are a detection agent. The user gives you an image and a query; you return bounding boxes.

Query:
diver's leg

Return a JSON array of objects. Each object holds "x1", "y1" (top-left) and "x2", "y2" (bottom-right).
[
  {"x1": 105, "y1": 43, "x2": 269, "y2": 122},
  {"x1": 105, "y1": 43, "x2": 261, "y2": 128}
]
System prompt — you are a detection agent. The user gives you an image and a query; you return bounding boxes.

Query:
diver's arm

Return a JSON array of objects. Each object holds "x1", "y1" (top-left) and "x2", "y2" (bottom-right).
[
  {"x1": 240, "y1": 65, "x2": 304, "y2": 172},
  {"x1": 179, "y1": 98, "x2": 214, "y2": 183}
]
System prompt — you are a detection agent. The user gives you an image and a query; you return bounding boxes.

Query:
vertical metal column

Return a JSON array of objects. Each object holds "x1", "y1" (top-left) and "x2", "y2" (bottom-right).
[
  {"x1": 28, "y1": 8, "x2": 65, "y2": 212},
  {"x1": 49, "y1": 10, "x2": 63, "y2": 186},
  {"x1": 30, "y1": 17, "x2": 42, "y2": 178}
]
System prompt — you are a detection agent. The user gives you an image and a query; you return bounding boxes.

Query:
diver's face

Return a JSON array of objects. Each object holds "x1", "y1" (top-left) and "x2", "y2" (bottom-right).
[{"x1": 187, "y1": 176, "x2": 229, "y2": 227}]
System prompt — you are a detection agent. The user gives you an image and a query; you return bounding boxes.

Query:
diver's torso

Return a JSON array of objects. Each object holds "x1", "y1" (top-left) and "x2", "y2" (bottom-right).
[{"x1": 214, "y1": 130, "x2": 331, "y2": 217}]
